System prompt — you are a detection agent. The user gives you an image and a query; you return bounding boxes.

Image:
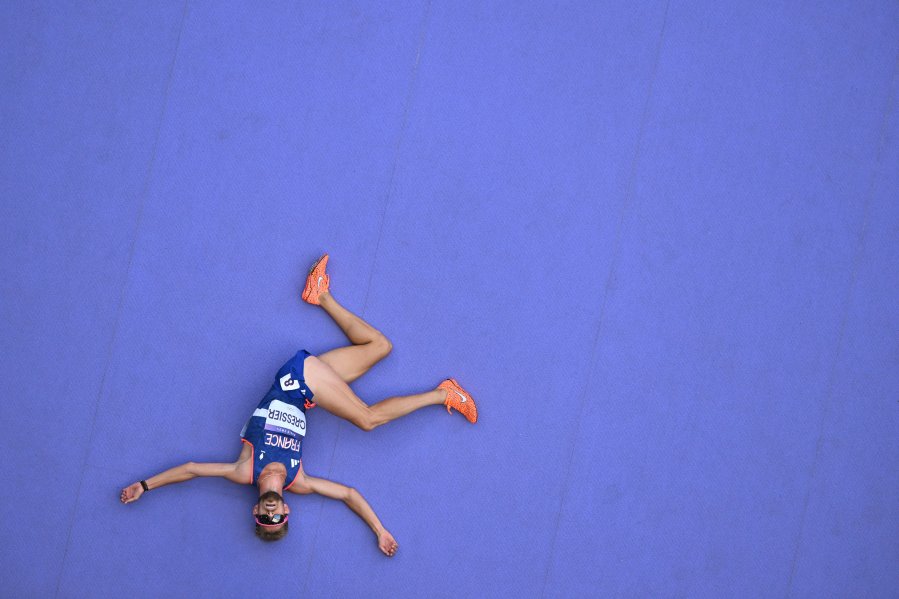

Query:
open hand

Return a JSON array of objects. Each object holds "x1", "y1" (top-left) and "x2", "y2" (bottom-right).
[
  {"x1": 377, "y1": 529, "x2": 398, "y2": 557},
  {"x1": 120, "y1": 482, "x2": 144, "y2": 504}
]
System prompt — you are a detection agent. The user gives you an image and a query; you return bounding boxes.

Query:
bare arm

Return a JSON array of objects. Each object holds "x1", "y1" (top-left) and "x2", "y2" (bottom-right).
[
  {"x1": 288, "y1": 473, "x2": 398, "y2": 557},
  {"x1": 120, "y1": 461, "x2": 244, "y2": 504}
]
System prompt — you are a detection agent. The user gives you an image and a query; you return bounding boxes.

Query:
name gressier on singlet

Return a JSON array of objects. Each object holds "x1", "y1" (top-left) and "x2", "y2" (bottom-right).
[{"x1": 253, "y1": 399, "x2": 306, "y2": 436}]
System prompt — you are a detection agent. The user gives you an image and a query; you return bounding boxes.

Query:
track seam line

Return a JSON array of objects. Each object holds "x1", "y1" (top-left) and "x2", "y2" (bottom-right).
[
  {"x1": 53, "y1": 3, "x2": 189, "y2": 596},
  {"x1": 360, "y1": 0, "x2": 433, "y2": 316},
  {"x1": 538, "y1": 2, "x2": 671, "y2": 596},
  {"x1": 300, "y1": 2, "x2": 433, "y2": 591},
  {"x1": 784, "y1": 48, "x2": 899, "y2": 598}
]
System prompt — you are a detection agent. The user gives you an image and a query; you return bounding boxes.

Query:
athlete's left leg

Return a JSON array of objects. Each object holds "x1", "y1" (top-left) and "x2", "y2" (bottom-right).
[
  {"x1": 315, "y1": 291, "x2": 391, "y2": 384},
  {"x1": 303, "y1": 355, "x2": 446, "y2": 431}
]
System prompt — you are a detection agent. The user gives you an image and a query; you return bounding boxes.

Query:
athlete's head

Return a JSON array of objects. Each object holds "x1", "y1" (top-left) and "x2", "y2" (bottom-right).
[{"x1": 253, "y1": 490, "x2": 291, "y2": 541}]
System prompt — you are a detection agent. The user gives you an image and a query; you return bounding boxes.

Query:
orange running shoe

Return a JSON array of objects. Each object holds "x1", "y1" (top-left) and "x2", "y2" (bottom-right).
[
  {"x1": 302, "y1": 254, "x2": 330, "y2": 305},
  {"x1": 439, "y1": 378, "x2": 478, "y2": 423}
]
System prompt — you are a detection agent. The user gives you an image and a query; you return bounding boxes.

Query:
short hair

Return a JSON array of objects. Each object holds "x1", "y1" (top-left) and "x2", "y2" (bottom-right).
[{"x1": 255, "y1": 521, "x2": 289, "y2": 542}]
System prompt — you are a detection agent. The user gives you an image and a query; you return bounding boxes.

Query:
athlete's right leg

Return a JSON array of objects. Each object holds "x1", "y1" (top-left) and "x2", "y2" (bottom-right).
[
  {"x1": 315, "y1": 291, "x2": 392, "y2": 384},
  {"x1": 303, "y1": 355, "x2": 446, "y2": 431}
]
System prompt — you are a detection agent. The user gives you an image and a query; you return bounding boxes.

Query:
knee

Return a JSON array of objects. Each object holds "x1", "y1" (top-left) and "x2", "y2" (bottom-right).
[
  {"x1": 354, "y1": 409, "x2": 379, "y2": 432},
  {"x1": 373, "y1": 334, "x2": 392, "y2": 359},
  {"x1": 355, "y1": 419, "x2": 376, "y2": 432}
]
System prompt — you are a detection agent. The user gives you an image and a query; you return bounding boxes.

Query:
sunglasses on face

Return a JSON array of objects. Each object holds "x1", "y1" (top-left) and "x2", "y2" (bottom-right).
[{"x1": 255, "y1": 513, "x2": 288, "y2": 527}]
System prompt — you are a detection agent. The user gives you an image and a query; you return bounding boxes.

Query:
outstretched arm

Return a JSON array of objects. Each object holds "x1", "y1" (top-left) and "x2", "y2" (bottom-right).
[
  {"x1": 120, "y1": 461, "x2": 244, "y2": 504},
  {"x1": 288, "y1": 474, "x2": 398, "y2": 557}
]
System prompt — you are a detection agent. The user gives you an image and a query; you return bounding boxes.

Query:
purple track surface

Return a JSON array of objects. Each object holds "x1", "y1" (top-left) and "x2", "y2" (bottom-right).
[{"x1": 2, "y1": 2, "x2": 898, "y2": 598}]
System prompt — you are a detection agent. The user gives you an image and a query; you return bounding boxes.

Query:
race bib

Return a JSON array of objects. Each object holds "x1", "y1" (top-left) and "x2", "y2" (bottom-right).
[{"x1": 280, "y1": 373, "x2": 301, "y2": 391}]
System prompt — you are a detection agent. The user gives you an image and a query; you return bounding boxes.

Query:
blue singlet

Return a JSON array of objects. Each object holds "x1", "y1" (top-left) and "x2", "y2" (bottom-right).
[{"x1": 240, "y1": 350, "x2": 314, "y2": 490}]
